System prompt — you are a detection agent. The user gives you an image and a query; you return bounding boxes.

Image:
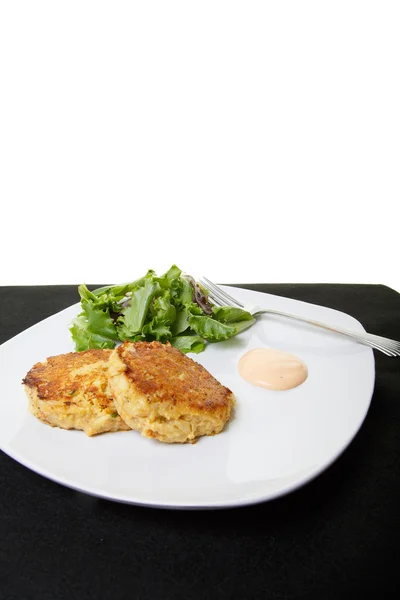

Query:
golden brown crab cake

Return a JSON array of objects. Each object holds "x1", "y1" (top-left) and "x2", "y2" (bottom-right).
[
  {"x1": 108, "y1": 341, "x2": 235, "y2": 444},
  {"x1": 23, "y1": 349, "x2": 130, "y2": 436}
]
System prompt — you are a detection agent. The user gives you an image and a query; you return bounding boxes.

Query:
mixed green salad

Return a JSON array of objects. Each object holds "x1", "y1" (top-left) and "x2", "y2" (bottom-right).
[{"x1": 70, "y1": 265, "x2": 255, "y2": 354}]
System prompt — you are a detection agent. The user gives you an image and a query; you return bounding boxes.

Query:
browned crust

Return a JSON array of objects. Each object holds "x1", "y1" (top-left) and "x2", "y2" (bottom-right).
[
  {"x1": 23, "y1": 349, "x2": 112, "y2": 406},
  {"x1": 114, "y1": 341, "x2": 233, "y2": 416},
  {"x1": 22, "y1": 348, "x2": 130, "y2": 435}
]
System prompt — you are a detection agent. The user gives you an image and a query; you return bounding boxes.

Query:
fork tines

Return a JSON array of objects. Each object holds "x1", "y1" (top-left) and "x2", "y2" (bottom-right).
[{"x1": 199, "y1": 277, "x2": 244, "y2": 309}]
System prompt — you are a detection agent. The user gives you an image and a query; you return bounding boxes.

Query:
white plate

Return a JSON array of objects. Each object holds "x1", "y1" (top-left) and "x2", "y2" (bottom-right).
[{"x1": 0, "y1": 287, "x2": 374, "y2": 509}]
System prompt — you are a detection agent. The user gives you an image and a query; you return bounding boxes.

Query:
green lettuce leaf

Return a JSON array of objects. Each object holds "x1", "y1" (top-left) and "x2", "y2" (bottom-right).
[
  {"x1": 142, "y1": 294, "x2": 176, "y2": 341},
  {"x1": 69, "y1": 316, "x2": 117, "y2": 351},
  {"x1": 69, "y1": 299, "x2": 119, "y2": 351},
  {"x1": 186, "y1": 302, "x2": 204, "y2": 316},
  {"x1": 77, "y1": 283, "x2": 125, "y2": 313},
  {"x1": 212, "y1": 305, "x2": 256, "y2": 333},
  {"x1": 170, "y1": 307, "x2": 190, "y2": 335},
  {"x1": 155, "y1": 264, "x2": 182, "y2": 289},
  {"x1": 149, "y1": 294, "x2": 176, "y2": 325},
  {"x1": 212, "y1": 306, "x2": 254, "y2": 323},
  {"x1": 170, "y1": 335, "x2": 205, "y2": 354},
  {"x1": 171, "y1": 276, "x2": 194, "y2": 306},
  {"x1": 82, "y1": 301, "x2": 119, "y2": 339},
  {"x1": 142, "y1": 322, "x2": 172, "y2": 341},
  {"x1": 188, "y1": 315, "x2": 237, "y2": 342},
  {"x1": 117, "y1": 280, "x2": 161, "y2": 339},
  {"x1": 70, "y1": 265, "x2": 256, "y2": 354}
]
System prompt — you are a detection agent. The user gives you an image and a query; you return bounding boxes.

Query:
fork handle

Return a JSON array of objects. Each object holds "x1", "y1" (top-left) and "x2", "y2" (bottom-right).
[{"x1": 253, "y1": 309, "x2": 398, "y2": 356}]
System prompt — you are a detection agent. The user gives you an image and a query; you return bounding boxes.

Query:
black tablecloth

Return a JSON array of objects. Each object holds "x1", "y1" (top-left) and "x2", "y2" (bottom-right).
[{"x1": 1, "y1": 284, "x2": 399, "y2": 600}]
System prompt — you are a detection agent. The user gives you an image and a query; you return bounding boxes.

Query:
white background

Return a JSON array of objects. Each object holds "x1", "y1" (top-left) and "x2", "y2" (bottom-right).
[{"x1": 0, "y1": 1, "x2": 399, "y2": 290}]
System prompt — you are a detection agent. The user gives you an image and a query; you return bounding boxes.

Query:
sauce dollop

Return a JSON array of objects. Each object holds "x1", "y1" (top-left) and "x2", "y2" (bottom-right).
[{"x1": 238, "y1": 348, "x2": 308, "y2": 391}]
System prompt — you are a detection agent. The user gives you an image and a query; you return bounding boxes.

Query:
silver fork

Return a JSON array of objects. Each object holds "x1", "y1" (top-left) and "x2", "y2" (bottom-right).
[{"x1": 198, "y1": 276, "x2": 400, "y2": 357}]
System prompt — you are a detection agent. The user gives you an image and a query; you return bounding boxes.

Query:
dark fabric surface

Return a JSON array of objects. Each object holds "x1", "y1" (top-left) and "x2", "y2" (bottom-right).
[{"x1": 1, "y1": 284, "x2": 399, "y2": 600}]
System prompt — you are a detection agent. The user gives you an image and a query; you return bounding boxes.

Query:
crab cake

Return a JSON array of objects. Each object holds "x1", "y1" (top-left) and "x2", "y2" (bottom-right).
[
  {"x1": 23, "y1": 349, "x2": 130, "y2": 436},
  {"x1": 108, "y1": 341, "x2": 235, "y2": 443}
]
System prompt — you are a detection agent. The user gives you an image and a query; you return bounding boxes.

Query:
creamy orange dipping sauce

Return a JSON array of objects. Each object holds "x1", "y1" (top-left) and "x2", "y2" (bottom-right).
[{"x1": 238, "y1": 348, "x2": 308, "y2": 391}]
